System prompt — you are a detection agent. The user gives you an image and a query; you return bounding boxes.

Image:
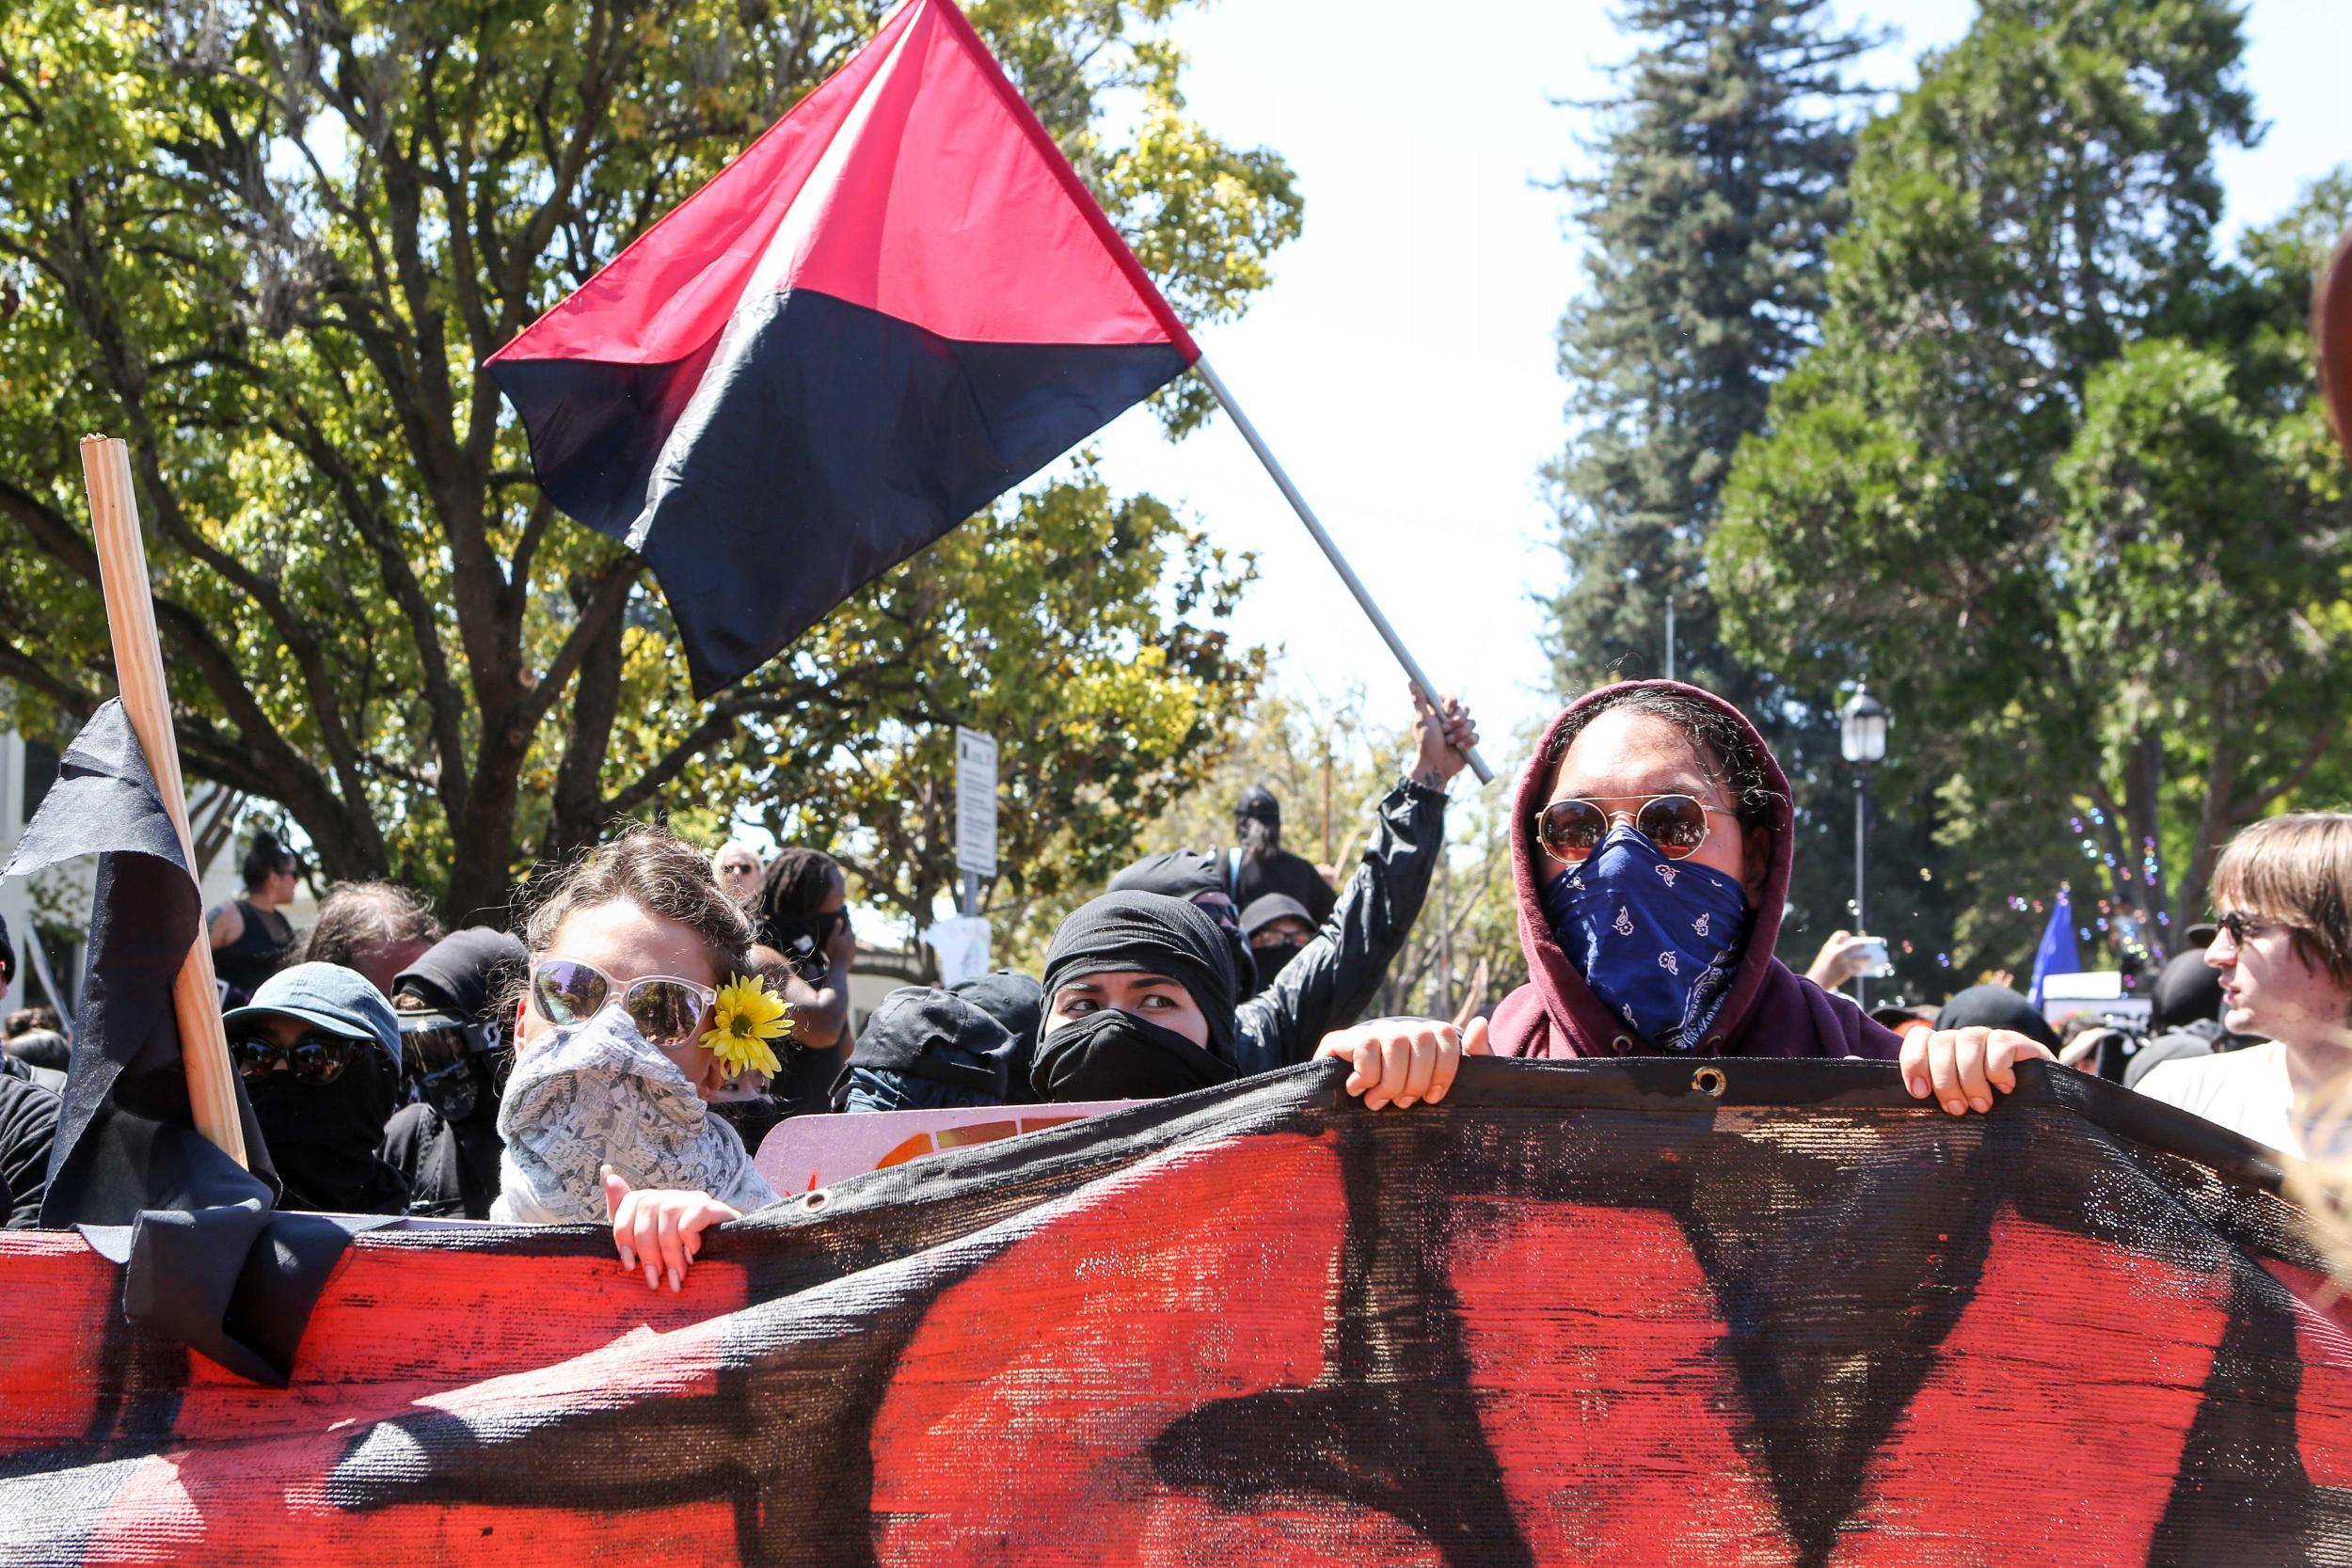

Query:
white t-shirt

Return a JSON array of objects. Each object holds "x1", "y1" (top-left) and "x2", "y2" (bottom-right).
[{"x1": 2135, "y1": 1041, "x2": 2349, "y2": 1159}]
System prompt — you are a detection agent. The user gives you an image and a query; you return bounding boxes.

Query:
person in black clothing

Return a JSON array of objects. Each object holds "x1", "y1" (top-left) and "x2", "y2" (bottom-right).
[
  {"x1": 1109, "y1": 848, "x2": 1263, "y2": 996},
  {"x1": 1229, "y1": 785, "x2": 1337, "y2": 927},
  {"x1": 836, "y1": 971, "x2": 1047, "y2": 1112},
  {"x1": 746, "y1": 847, "x2": 858, "y2": 1122},
  {"x1": 378, "y1": 927, "x2": 527, "y2": 1220},
  {"x1": 223, "y1": 962, "x2": 408, "y2": 1214},
  {"x1": 208, "y1": 832, "x2": 301, "y2": 1005},
  {"x1": 856, "y1": 694, "x2": 1481, "y2": 1101},
  {"x1": 0, "y1": 1070, "x2": 60, "y2": 1227},
  {"x1": 1241, "y1": 893, "x2": 1317, "y2": 990}
]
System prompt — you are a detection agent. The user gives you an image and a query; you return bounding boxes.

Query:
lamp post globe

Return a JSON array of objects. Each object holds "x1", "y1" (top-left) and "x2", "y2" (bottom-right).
[
  {"x1": 1840, "y1": 685, "x2": 1889, "y2": 768},
  {"x1": 1839, "y1": 685, "x2": 1890, "y2": 1007}
]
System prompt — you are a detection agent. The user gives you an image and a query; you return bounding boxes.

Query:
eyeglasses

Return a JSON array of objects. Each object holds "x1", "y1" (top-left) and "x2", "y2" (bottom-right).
[
  {"x1": 530, "y1": 958, "x2": 714, "y2": 1049},
  {"x1": 2212, "y1": 911, "x2": 2288, "y2": 948},
  {"x1": 230, "y1": 1033, "x2": 362, "y2": 1085},
  {"x1": 1534, "y1": 793, "x2": 1737, "y2": 864}
]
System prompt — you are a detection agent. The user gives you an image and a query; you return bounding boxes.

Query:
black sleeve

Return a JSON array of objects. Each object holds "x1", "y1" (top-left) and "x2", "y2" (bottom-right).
[
  {"x1": 1232, "y1": 778, "x2": 1446, "y2": 1074},
  {"x1": 0, "y1": 1075, "x2": 62, "y2": 1229}
]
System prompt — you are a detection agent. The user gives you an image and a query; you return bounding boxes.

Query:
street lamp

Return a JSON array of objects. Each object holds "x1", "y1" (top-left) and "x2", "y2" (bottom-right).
[{"x1": 1839, "y1": 685, "x2": 1890, "y2": 1006}]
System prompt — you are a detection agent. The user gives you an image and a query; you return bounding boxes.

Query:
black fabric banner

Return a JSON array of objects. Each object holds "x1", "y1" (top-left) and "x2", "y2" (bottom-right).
[{"x1": 2, "y1": 1056, "x2": 2349, "y2": 1565}]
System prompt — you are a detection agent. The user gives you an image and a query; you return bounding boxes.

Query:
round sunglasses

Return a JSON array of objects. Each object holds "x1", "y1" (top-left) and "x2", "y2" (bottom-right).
[
  {"x1": 1534, "y1": 792, "x2": 1737, "y2": 864},
  {"x1": 531, "y1": 958, "x2": 715, "y2": 1049},
  {"x1": 230, "y1": 1033, "x2": 363, "y2": 1085}
]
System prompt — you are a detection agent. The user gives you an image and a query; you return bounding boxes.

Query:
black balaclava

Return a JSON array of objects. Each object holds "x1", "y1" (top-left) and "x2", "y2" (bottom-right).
[
  {"x1": 1933, "y1": 984, "x2": 2063, "y2": 1053},
  {"x1": 2150, "y1": 949, "x2": 2225, "y2": 1033},
  {"x1": 1235, "y1": 785, "x2": 1281, "y2": 843},
  {"x1": 394, "y1": 927, "x2": 528, "y2": 1127},
  {"x1": 1033, "y1": 892, "x2": 1240, "y2": 1102},
  {"x1": 246, "y1": 1041, "x2": 406, "y2": 1213},
  {"x1": 1108, "y1": 849, "x2": 1261, "y2": 999},
  {"x1": 1241, "y1": 892, "x2": 1315, "y2": 990},
  {"x1": 757, "y1": 848, "x2": 845, "y2": 977}
]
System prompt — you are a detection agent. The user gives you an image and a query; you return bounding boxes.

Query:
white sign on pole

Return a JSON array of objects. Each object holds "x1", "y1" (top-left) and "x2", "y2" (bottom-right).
[{"x1": 954, "y1": 727, "x2": 998, "y2": 879}]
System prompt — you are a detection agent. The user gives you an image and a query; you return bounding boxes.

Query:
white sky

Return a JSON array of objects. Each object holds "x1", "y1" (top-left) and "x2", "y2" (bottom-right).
[{"x1": 1073, "y1": 0, "x2": 2352, "y2": 778}]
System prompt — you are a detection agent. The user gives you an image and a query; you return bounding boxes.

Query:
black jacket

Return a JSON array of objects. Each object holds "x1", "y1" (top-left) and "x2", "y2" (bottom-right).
[
  {"x1": 1230, "y1": 777, "x2": 1446, "y2": 1075},
  {"x1": 380, "y1": 1101, "x2": 502, "y2": 1220},
  {"x1": 0, "y1": 1072, "x2": 61, "y2": 1228}
]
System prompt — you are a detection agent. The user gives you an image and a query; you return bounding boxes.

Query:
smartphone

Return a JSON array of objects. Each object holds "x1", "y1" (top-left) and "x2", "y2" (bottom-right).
[{"x1": 1851, "y1": 936, "x2": 1897, "y2": 978}]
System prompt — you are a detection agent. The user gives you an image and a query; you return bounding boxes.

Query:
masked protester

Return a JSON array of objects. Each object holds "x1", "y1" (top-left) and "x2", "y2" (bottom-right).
[
  {"x1": 223, "y1": 963, "x2": 408, "y2": 1214},
  {"x1": 1033, "y1": 893, "x2": 1240, "y2": 1103},
  {"x1": 837, "y1": 982, "x2": 1029, "y2": 1113},
  {"x1": 749, "y1": 847, "x2": 855, "y2": 1118},
  {"x1": 1469, "y1": 682, "x2": 2047, "y2": 1117},
  {"x1": 493, "y1": 829, "x2": 778, "y2": 1293},
  {"x1": 1230, "y1": 785, "x2": 1336, "y2": 926},
  {"x1": 1108, "y1": 689, "x2": 1478, "y2": 1074},
  {"x1": 378, "y1": 928, "x2": 528, "y2": 1220},
  {"x1": 1241, "y1": 894, "x2": 1316, "y2": 990}
]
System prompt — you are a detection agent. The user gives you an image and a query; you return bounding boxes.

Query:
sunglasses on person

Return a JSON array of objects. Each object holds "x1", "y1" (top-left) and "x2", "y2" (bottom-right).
[
  {"x1": 1533, "y1": 793, "x2": 1738, "y2": 864},
  {"x1": 230, "y1": 1033, "x2": 364, "y2": 1085},
  {"x1": 530, "y1": 958, "x2": 715, "y2": 1049},
  {"x1": 2212, "y1": 911, "x2": 2289, "y2": 947}
]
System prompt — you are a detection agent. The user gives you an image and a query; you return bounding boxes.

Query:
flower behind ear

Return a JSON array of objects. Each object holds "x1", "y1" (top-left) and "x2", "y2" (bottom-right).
[{"x1": 703, "y1": 974, "x2": 791, "y2": 1078}]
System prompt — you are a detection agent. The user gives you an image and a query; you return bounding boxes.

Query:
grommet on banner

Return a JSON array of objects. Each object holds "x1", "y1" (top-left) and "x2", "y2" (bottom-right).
[
  {"x1": 1692, "y1": 1067, "x2": 1727, "y2": 1098},
  {"x1": 801, "y1": 1189, "x2": 831, "y2": 1213}
]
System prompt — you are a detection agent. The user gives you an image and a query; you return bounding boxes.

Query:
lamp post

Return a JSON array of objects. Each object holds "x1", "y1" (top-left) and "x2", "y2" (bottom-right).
[{"x1": 1839, "y1": 684, "x2": 1890, "y2": 1008}]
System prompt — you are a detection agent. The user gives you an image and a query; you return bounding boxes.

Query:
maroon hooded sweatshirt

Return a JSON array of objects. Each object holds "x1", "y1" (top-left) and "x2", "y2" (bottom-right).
[{"x1": 1489, "y1": 680, "x2": 1901, "y2": 1061}]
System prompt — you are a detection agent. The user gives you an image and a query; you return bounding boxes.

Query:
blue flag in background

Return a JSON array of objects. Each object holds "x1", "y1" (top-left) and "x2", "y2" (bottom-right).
[{"x1": 2027, "y1": 886, "x2": 2081, "y2": 1010}]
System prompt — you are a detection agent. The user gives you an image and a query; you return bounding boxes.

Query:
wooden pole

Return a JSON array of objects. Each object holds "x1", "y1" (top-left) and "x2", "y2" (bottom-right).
[{"x1": 79, "y1": 436, "x2": 248, "y2": 1169}]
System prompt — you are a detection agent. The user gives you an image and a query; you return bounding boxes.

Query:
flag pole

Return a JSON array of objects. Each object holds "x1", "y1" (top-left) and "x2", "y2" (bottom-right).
[
  {"x1": 78, "y1": 436, "x2": 249, "y2": 1170},
  {"x1": 1193, "y1": 357, "x2": 1496, "y2": 785}
]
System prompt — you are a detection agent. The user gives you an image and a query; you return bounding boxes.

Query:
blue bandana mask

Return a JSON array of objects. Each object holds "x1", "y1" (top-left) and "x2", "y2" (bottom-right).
[{"x1": 1540, "y1": 825, "x2": 1752, "y2": 1052}]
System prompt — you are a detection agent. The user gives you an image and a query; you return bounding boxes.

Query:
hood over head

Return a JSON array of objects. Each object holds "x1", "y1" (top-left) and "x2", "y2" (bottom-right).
[
  {"x1": 394, "y1": 927, "x2": 528, "y2": 1030},
  {"x1": 1041, "y1": 891, "x2": 1239, "y2": 1062},
  {"x1": 1107, "y1": 849, "x2": 1226, "y2": 904},
  {"x1": 1491, "y1": 680, "x2": 1899, "y2": 1062}
]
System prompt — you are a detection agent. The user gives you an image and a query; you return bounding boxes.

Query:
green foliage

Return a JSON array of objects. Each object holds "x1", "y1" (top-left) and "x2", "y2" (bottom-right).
[
  {"x1": 1713, "y1": 0, "x2": 2351, "y2": 983},
  {"x1": 1543, "y1": 0, "x2": 1877, "y2": 959},
  {"x1": 0, "y1": 0, "x2": 1300, "y2": 921}
]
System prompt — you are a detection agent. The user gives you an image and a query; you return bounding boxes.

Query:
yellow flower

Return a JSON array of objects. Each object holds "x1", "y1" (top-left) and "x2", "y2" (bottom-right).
[{"x1": 701, "y1": 974, "x2": 791, "y2": 1079}]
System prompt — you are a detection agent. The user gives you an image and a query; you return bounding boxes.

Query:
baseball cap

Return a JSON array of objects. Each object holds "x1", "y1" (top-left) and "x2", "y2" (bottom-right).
[{"x1": 222, "y1": 962, "x2": 401, "y2": 1063}]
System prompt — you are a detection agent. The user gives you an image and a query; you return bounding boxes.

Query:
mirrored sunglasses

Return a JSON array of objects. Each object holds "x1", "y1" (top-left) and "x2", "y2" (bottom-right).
[
  {"x1": 230, "y1": 1033, "x2": 361, "y2": 1085},
  {"x1": 531, "y1": 958, "x2": 714, "y2": 1049},
  {"x1": 1533, "y1": 793, "x2": 1736, "y2": 864}
]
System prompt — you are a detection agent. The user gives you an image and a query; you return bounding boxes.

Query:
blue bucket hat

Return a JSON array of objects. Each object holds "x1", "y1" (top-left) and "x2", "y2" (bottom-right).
[{"x1": 222, "y1": 961, "x2": 402, "y2": 1065}]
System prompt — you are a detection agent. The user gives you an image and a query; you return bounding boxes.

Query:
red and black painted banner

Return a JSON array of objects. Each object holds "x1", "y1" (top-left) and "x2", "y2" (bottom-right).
[{"x1": 5, "y1": 1056, "x2": 2351, "y2": 1565}]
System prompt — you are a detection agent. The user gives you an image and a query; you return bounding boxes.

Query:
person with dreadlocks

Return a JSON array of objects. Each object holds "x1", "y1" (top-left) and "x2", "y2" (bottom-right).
[
  {"x1": 747, "y1": 847, "x2": 857, "y2": 1119},
  {"x1": 1229, "y1": 785, "x2": 1336, "y2": 927}
]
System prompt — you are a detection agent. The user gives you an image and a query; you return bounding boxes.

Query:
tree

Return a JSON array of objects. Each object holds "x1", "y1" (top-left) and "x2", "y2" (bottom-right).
[
  {"x1": 0, "y1": 0, "x2": 1300, "y2": 921},
  {"x1": 1710, "y1": 0, "x2": 2350, "y2": 980},
  {"x1": 1543, "y1": 0, "x2": 1877, "y2": 960}
]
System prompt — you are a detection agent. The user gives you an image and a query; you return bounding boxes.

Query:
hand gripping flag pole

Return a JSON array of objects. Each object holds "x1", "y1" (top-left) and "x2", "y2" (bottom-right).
[
  {"x1": 1192, "y1": 358, "x2": 1494, "y2": 784},
  {"x1": 488, "y1": 0, "x2": 1487, "y2": 783},
  {"x1": 77, "y1": 435, "x2": 248, "y2": 1169}
]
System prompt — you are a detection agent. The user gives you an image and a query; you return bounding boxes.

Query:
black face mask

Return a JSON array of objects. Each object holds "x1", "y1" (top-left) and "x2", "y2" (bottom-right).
[
  {"x1": 1029, "y1": 1007, "x2": 1238, "y2": 1103},
  {"x1": 245, "y1": 1058, "x2": 406, "y2": 1213},
  {"x1": 420, "y1": 1054, "x2": 501, "y2": 1125},
  {"x1": 1250, "y1": 937, "x2": 1309, "y2": 989},
  {"x1": 1208, "y1": 915, "x2": 1261, "y2": 1001}
]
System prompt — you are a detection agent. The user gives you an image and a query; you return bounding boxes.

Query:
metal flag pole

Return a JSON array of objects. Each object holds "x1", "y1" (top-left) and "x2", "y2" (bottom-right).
[{"x1": 1193, "y1": 357, "x2": 1496, "y2": 786}]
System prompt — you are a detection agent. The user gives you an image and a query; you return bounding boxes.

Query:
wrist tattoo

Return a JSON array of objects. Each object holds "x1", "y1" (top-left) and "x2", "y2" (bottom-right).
[{"x1": 1411, "y1": 766, "x2": 1445, "y2": 792}]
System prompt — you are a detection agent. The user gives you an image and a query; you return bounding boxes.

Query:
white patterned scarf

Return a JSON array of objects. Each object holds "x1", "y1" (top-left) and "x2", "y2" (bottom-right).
[{"x1": 490, "y1": 1009, "x2": 777, "y2": 1224}]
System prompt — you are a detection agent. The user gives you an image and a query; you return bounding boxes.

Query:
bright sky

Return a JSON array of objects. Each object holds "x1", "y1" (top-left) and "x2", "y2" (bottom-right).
[{"x1": 1076, "y1": 0, "x2": 2352, "y2": 779}]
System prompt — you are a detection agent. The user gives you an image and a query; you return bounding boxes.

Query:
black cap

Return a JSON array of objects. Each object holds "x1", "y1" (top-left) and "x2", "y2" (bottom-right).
[
  {"x1": 2181, "y1": 920, "x2": 2218, "y2": 948},
  {"x1": 1240, "y1": 893, "x2": 1314, "y2": 937}
]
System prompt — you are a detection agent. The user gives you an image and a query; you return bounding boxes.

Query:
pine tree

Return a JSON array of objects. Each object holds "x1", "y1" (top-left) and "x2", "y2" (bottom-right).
[{"x1": 1544, "y1": 0, "x2": 1881, "y2": 959}]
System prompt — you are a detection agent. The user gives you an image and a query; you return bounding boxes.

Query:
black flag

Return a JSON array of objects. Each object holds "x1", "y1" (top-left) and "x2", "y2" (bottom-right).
[{"x1": 3, "y1": 700, "x2": 383, "y2": 1384}]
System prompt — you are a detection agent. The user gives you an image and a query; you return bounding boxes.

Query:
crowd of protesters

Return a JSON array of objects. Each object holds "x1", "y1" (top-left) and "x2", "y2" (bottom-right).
[{"x1": 1, "y1": 677, "x2": 2345, "y2": 1287}]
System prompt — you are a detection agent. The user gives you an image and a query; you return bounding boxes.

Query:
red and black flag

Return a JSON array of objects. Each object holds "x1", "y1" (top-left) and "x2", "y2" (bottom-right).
[
  {"x1": 488, "y1": 0, "x2": 1200, "y2": 695},
  {"x1": 7, "y1": 1058, "x2": 2352, "y2": 1563}
]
